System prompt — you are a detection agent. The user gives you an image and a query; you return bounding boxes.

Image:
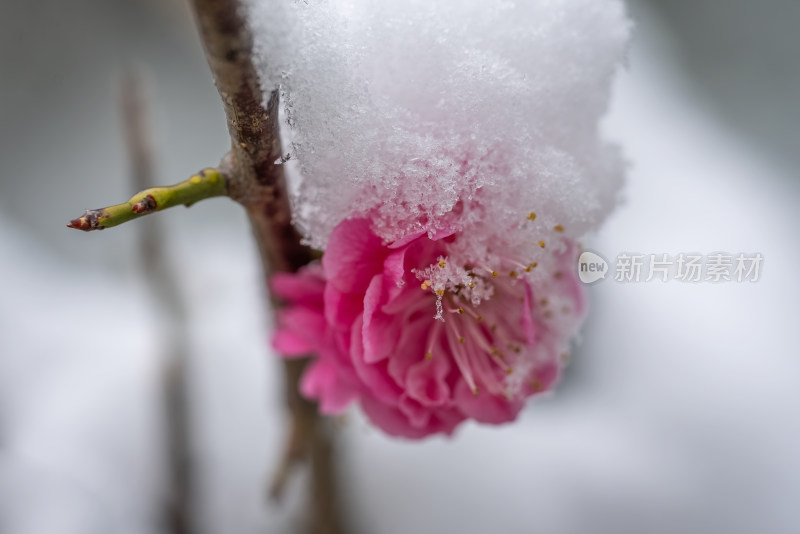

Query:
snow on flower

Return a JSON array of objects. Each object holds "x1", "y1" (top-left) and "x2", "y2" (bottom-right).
[
  {"x1": 271, "y1": 218, "x2": 585, "y2": 438},
  {"x1": 247, "y1": 0, "x2": 631, "y2": 257},
  {"x1": 250, "y1": 0, "x2": 630, "y2": 437}
]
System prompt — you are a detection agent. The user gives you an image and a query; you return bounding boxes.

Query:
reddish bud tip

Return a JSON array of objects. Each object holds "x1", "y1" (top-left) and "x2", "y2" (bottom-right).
[{"x1": 67, "y1": 217, "x2": 90, "y2": 231}]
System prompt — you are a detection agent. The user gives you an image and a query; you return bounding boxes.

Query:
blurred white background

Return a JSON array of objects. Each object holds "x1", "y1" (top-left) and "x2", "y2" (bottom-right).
[{"x1": 1, "y1": 0, "x2": 799, "y2": 533}]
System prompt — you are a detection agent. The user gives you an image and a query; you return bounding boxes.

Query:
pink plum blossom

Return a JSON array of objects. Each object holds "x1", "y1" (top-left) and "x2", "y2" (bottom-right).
[{"x1": 271, "y1": 218, "x2": 586, "y2": 439}]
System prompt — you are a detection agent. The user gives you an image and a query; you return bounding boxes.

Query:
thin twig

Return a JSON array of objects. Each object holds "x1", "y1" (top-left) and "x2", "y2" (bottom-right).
[
  {"x1": 120, "y1": 70, "x2": 195, "y2": 534},
  {"x1": 66, "y1": 168, "x2": 226, "y2": 231}
]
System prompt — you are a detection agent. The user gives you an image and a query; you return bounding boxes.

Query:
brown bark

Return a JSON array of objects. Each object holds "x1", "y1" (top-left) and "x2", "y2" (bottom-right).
[{"x1": 187, "y1": 2, "x2": 345, "y2": 533}]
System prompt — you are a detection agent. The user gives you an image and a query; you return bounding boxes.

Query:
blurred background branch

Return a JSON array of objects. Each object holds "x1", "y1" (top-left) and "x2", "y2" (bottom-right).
[{"x1": 119, "y1": 69, "x2": 195, "y2": 534}]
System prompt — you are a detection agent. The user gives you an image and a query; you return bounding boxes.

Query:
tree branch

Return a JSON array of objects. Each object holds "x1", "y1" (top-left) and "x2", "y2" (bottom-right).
[
  {"x1": 188, "y1": 0, "x2": 310, "y2": 273},
  {"x1": 66, "y1": 169, "x2": 226, "y2": 231},
  {"x1": 66, "y1": 1, "x2": 345, "y2": 531},
  {"x1": 187, "y1": 1, "x2": 345, "y2": 533}
]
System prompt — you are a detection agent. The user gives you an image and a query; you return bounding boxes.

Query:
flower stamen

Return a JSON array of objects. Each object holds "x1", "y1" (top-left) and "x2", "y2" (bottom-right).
[
  {"x1": 445, "y1": 320, "x2": 478, "y2": 395},
  {"x1": 463, "y1": 321, "x2": 513, "y2": 375},
  {"x1": 425, "y1": 320, "x2": 443, "y2": 359}
]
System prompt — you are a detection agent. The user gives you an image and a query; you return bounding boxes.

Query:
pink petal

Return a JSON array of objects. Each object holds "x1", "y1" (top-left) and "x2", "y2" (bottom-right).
[
  {"x1": 405, "y1": 355, "x2": 451, "y2": 407},
  {"x1": 300, "y1": 360, "x2": 358, "y2": 414},
  {"x1": 360, "y1": 396, "x2": 434, "y2": 439},
  {"x1": 272, "y1": 307, "x2": 326, "y2": 357},
  {"x1": 521, "y1": 282, "x2": 537, "y2": 346},
  {"x1": 387, "y1": 225, "x2": 455, "y2": 249},
  {"x1": 270, "y1": 265, "x2": 325, "y2": 306},
  {"x1": 361, "y1": 274, "x2": 401, "y2": 363},
  {"x1": 324, "y1": 284, "x2": 363, "y2": 331},
  {"x1": 350, "y1": 316, "x2": 403, "y2": 404},
  {"x1": 322, "y1": 218, "x2": 387, "y2": 294},
  {"x1": 525, "y1": 361, "x2": 561, "y2": 396},
  {"x1": 556, "y1": 244, "x2": 588, "y2": 316},
  {"x1": 398, "y1": 394, "x2": 432, "y2": 429},
  {"x1": 361, "y1": 396, "x2": 465, "y2": 439},
  {"x1": 382, "y1": 249, "x2": 408, "y2": 301},
  {"x1": 388, "y1": 229, "x2": 426, "y2": 249},
  {"x1": 453, "y1": 379, "x2": 523, "y2": 424},
  {"x1": 427, "y1": 226, "x2": 457, "y2": 241},
  {"x1": 386, "y1": 317, "x2": 431, "y2": 384},
  {"x1": 272, "y1": 330, "x2": 313, "y2": 357}
]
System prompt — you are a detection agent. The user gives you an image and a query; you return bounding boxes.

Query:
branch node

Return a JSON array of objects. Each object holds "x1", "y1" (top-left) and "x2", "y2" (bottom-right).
[{"x1": 131, "y1": 194, "x2": 158, "y2": 214}]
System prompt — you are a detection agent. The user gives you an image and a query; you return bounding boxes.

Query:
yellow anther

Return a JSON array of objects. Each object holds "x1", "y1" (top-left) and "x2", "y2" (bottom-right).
[
  {"x1": 420, "y1": 280, "x2": 431, "y2": 290},
  {"x1": 457, "y1": 307, "x2": 464, "y2": 315},
  {"x1": 554, "y1": 224, "x2": 564, "y2": 232},
  {"x1": 438, "y1": 260, "x2": 447, "y2": 268},
  {"x1": 491, "y1": 271, "x2": 498, "y2": 278},
  {"x1": 525, "y1": 262, "x2": 538, "y2": 272},
  {"x1": 476, "y1": 315, "x2": 483, "y2": 322},
  {"x1": 509, "y1": 270, "x2": 518, "y2": 279},
  {"x1": 425, "y1": 352, "x2": 433, "y2": 360},
  {"x1": 459, "y1": 336, "x2": 465, "y2": 344},
  {"x1": 506, "y1": 368, "x2": 514, "y2": 375},
  {"x1": 435, "y1": 288, "x2": 445, "y2": 297},
  {"x1": 527, "y1": 212, "x2": 537, "y2": 221},
  {"x1": 467, "y1": 281, "x2": 476, "y2": 289},
  {"x1": 538, "y1": 240, "x2": 546, "y2": 248}
]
